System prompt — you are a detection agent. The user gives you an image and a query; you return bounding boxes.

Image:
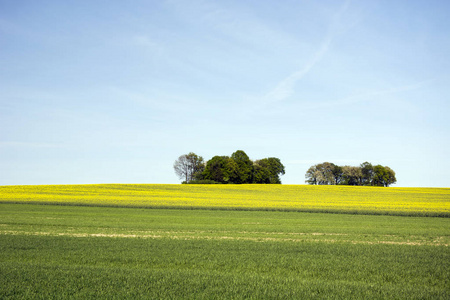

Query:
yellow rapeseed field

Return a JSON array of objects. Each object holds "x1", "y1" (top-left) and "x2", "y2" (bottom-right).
[{"x1": 0, "y1": 184, "x2": 449, "y2": 216}]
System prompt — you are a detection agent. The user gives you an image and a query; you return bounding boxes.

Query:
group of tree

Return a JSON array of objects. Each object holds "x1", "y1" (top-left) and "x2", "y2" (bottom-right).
[
  {"x1": 305, "y1": 162, "x2": 396, "y2": 187},
  {"x1": 174, "y1": 150, "x2": 285, "y2": 184}
]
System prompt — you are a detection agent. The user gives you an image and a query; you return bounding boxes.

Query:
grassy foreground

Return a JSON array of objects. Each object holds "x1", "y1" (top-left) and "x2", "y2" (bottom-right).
[
  {"x1": 1, "y1": 184, "x2": 449, "y2": 216},
  {"x1": 1, "y1": 204, "x2": 449, "y2": 299}
]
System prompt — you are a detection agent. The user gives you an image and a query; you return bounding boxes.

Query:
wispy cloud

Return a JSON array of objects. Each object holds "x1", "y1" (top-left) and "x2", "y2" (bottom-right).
[
  {"x1": 0, "y1": 141, "x2": 64, "y2": 148},
  {"x1": 165, "y1": 0, "x2": 301, "y2": 53},
  {"x1": 264, "y1": 0, "x2": 352, "y2": 103},
  {"x1": 304, "y1": 79, "x2": 434, "y2": 110}
]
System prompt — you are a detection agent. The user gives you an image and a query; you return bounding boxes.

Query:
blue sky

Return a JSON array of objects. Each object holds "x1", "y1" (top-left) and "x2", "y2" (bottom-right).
[{"x1": 1, "y1": 0, "x2": 449, "y2": 187}]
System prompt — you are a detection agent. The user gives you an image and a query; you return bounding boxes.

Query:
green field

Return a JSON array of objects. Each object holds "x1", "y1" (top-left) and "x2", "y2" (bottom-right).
[{"x1": 0, "y1": 185, "x2": 449, "y2": 299}]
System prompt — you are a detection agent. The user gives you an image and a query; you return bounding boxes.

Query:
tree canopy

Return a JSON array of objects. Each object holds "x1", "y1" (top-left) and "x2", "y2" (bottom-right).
[
  {"x1": 174, "y1": 150, "x2": 285, "y2": 184},
  {"x1": 306, "y1": 162, "x2": 396, "y2": 187}
]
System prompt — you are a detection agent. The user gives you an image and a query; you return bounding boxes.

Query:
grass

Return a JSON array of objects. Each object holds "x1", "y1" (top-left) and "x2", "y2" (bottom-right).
[
  {"x1": 1, "y1": 184, "x2": 449, "y2": 216},
  {"x1": 1, "y1": 204, "x2": 449, "y2": 299},
  {"x1": 1, "y1": 204, "x2": 448, "y2": 245},
  {"x1": 1, "y1": 184, "x2": 448, "y2": 298}
]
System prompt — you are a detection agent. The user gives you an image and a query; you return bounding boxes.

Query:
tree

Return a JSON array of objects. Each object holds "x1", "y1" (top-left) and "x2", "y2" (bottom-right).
[
  {"x1": 305, "y1": 162, "x2": 339, "y2": 185},
  {"x1": 202, "y1": 156, "x2": 239, "y2": 184},
  {"x1": 372, "y1": 165, "x2": 397, "y2": 187},
  {"x1": 331, "y1": 164, "x2": 343, "y2": 185},
  {"x1": 177, "y1": 150, "x2": 285, "y2": 184},
  {"x1": 255, "y1": 157, "x2": 285, "y2": 184},
  {"x1": 231, "y1": 150, "x2": 253, "y2": 184},
  {"x1": 360, "y1": 162, "x2": 374, "y2": 186},
  {"x1": 318, "y1": 162, "x2": 336, "y2": 185},
  {"x1": 173, "y1": 152, "x2": 205, "y2": 183},
  {"x1": 342, "y1": 166, "x2": 363, "y2": 186},
  {"x1": 384, "y1": 166, "x2": 397, "y2": 187},
  {"x1": 305, "y1": 161, "x2": 397, "y2": 187},
  {"x1": 305, "y1": 165, "x2": 320, "y2": 185},
  {"x1": 226, "y1": 157, "x2": 240, "y2": 184},
  {"x1": 252, "y1": 161, "x2": 272, "y2": 183}
]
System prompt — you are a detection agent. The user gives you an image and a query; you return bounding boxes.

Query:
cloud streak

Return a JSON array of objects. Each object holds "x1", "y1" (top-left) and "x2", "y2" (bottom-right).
[
  {"x1": 0, "y1": 141, "x2": 64, "y2": 148},
  {"x1": 264, "y1": 0, "x2": 352, "y2": 103},
  {"x1": 304, "y1": 79, "x2": 434, "y2": 111}
]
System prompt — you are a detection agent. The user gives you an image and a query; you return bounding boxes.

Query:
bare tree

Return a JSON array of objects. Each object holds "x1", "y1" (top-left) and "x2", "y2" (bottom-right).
[
  {"x1": 305, "y1": 162, "x2": 337, "y2": 185},
  {"x1": 305, "y1": 165, "x2": 320, "y2": 185},
  {"x1": 173, "y1": 152, "x2": 204, "y2": 182}
]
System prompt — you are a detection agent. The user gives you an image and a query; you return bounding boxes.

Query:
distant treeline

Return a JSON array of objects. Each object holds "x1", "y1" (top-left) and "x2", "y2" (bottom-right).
[
  {"x1": 174, "y1": 150, "x2": 285, "y2": 184},
  {"x1": 306, "y1": 162, "x2": 396, "y2": 187}
]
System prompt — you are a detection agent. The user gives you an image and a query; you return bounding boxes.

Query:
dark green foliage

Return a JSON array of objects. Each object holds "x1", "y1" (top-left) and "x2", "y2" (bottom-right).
[
  {"x1": 231, "y1": 150, "x2": 253, "y2": 184},
  {"x1": 360, "y1": 162, "x2": 374, "y2": 185},
  {"x1": 202, "y1": 156, "x2": 236, "y2": 183},
  {"x1": 372, "y1": 165, "x2": 397, "y2": 187},
  {"x1": 331, "y1": 164, "x2": 343, "y2": 185},
  {"x1": 306, "y1": 161, "x2": 397, "y2": 187},
  {"x1": 252, "y1": 161, "x2": 272, "y2": 183},
  {"x1": 180, "y1": 150, "x2": 285, "y2": 184},
  {"x1": 254, "y1": 158, "x2": 285, "y2": 184}
]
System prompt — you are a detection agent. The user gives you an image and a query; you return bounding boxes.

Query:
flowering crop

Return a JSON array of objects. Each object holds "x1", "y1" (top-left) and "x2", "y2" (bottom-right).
[{"x1": 0, "y1": 184, "x2": 448, "y2": 217}]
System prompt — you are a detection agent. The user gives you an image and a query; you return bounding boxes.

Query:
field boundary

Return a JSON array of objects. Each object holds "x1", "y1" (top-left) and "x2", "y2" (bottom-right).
[{"x1": 1, "y1": 201, "x2": 448, "y2": 218}]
